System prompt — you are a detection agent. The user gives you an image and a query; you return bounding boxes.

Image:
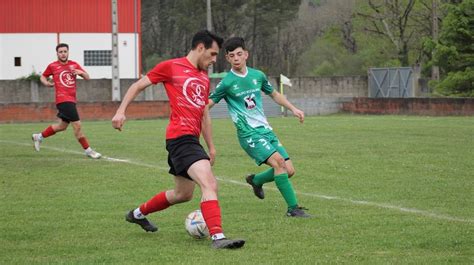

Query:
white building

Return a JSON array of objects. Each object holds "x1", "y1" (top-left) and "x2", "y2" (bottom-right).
[{"x1": 0, "y1": 0, "x2": 142, "y2": 80}]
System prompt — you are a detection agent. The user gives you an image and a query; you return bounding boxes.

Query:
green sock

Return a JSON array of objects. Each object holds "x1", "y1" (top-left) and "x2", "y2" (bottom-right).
[
  {"x1": 253, "y1": 168, "x2": 275, "y2": 186},
  {"x1": 274, "y1": 173, "x2": 298, "y2": 210}
]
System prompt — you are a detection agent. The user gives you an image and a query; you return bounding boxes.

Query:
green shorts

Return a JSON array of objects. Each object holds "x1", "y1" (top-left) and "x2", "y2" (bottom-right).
[{"x1": 238, "y1": 130, "x2": 289, "y2": 166}]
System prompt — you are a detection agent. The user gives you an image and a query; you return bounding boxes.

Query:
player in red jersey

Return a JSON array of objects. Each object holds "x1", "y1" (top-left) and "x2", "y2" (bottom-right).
[
  {"x1": 112, "y1": 30, "x2": 245, "y2": 249},
  {"x1": 32, "y1": 43, "x2": 101, "y2": 159}
]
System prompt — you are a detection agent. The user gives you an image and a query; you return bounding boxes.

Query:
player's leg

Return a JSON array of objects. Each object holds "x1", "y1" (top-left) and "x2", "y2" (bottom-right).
[
  {"x1": 32, "y1": 119, "x2": 68, "y2": 151},
  {"x1": 126, "y1": 176, "x2": 196, "y2": 232},
  {"x1": 265, "y1": 151, "x2": 296, "y2": 207},
  {"x1": 187, "y1": 159, "x2": 245, "y2": 249},
  {"x1": 70, "y1": 120, "x2": 101, "y2": 159},
  {"x1": 239, "y1": 134, "x2": 273, "y2": 199},
  {"x1": 266, "y1": 152, "x2": 310, "y2": 218},
  {"x1": 247, "y1": 133, "x2": 295, "y2": 196},
  {"x1": 285, "y1": 159, "x2": 296, "y2": 178}
]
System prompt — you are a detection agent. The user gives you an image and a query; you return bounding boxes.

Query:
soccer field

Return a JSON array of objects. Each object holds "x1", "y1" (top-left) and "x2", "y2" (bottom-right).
[{"x1": 0, "y1": 115, "x2": 473, "y2": 264}]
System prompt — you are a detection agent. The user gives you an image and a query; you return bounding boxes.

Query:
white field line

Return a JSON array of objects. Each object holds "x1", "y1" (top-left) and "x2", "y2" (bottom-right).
[{"x1": 1, "y1": 140, "x2": 472, "y2": 224}]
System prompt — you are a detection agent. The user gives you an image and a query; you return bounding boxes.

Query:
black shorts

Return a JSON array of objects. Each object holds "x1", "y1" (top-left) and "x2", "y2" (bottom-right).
[
  {"x1": 56, "y1": 102, "x2": 80, "y2": 123},
  {"x1": 166, "y1": 135, "x2": 210, "y2": 180}
]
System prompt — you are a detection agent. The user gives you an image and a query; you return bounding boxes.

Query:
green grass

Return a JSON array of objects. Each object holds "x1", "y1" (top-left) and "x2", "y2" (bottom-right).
[{"x1": 0, "y1": 115, "x2": 473, "y2": 264}]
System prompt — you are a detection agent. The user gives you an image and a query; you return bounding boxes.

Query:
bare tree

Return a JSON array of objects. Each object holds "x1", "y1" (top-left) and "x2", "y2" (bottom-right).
[{"x1": 358, "y1": 0, "x2": 416, "y2": 66}]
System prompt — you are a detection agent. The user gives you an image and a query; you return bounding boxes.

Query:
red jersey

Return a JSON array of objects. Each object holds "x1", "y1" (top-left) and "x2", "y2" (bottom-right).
[
  {"x1": 147, "y1": 57, "x2": 210, "y2": 139},
  {"x1": 42, "y1": 60, "x2": 85, "y2": 104}
]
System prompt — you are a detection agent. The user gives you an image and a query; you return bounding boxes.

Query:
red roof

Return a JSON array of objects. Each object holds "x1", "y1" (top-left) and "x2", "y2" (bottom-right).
[{"x1": 0, "y1": 0, "x2": 141, "y2": 33}]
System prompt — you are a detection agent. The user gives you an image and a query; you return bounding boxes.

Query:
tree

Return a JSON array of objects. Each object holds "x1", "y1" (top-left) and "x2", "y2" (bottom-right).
[
  {"x1": 140, "y1": 0, "x2": 302, "y2": 75},
  {"x1": 429, "y1": 0, "x2": 474, "y2": 96},
  {"x1": 358, "y1": 0, "x2": 416, "y2": 66}
]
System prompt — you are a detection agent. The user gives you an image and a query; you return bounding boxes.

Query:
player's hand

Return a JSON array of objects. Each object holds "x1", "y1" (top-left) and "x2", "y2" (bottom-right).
[
  {"x1": 208, "y1": 147, "x2": 216, "y2": 166},
  {"x1": 47, "y1": 80, "x2": 55, "y2": 87},
  {"x1": 112, "y1": 113, "x2": 126, "y2": 131},
  {"x1": 292, "y1": 108, "x2": 305, "y2": 123},
  {"x1": 72, "y1": 69, "x2": 84, "y2": 76}
]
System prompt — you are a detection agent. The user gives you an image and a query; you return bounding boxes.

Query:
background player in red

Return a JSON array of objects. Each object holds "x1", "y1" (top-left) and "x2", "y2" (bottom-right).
[
  {"x1": 32, "y1": 43, "x2": 101, "y2": 159},
  {"x1": 112, "y1": 30, "x2": 245, "y2": 249}
]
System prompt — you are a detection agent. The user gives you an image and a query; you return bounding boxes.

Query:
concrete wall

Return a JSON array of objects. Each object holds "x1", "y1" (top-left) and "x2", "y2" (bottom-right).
[
  {"x1": 284, "y1": 76, "x2": 368, "y2": 98},
  {"x1": 0, "y1": 101, "x2": 169, "y2": 123},
  {"x1": 281, "y1": 76, "x2": 368, "y2": 116},
  {"x1": 0, "y1": 76, "x2": 367, "y2": 120},
  {"x1": 0, "y1": 79, "x2": 169, "y2": 104},
  {"x1": 2, "y1": 75, "x2": 471, "y2": 122}
]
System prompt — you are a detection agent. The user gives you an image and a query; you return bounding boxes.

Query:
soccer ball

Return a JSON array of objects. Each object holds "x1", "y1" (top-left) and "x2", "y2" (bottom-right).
[{"x1": 185, "y1": 210, "x2": 209, "y2": 239}]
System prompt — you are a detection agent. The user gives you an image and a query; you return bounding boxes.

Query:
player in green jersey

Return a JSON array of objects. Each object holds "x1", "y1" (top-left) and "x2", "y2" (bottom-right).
[{"x1": 208, "y1": 37, "x2": 310, "y2": 218}]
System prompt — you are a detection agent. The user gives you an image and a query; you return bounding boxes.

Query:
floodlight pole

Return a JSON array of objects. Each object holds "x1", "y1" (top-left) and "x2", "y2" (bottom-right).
[
  {"x1": 111, "y1": 0, "x2": 121, "y2": 101},
  {"x1": 207, "y1": 0, "x2": 213, "y2": 75},
  {"x1": 431, "y1": 0, "x2": 440, "y2": 81}
]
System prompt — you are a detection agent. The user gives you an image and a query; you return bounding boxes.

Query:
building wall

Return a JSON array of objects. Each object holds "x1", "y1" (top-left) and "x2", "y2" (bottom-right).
[
  {"x1": 0, "y1": 33, "x2": 139, "y2": 79},
  {"x1": 0, "y1": 34, "x2": 57, "y2": 79},
  {"x1": 0, "y1": 0, "x2": 140, "y2": 33},
  {"x1": 0, "y1": 0, "x2": 141, "y2": 80}
]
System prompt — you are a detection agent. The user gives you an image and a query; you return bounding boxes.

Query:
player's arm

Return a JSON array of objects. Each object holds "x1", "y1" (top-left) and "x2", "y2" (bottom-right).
[
  {"x1": 40, "y1": 75, "x2": 54, "y2": 87},
  {"x1": 207, "y1": 99, "x2": 216, "y2": 109},
  {"x1": 112, "y1": 76, "x2": 152, "y2": 131},
  {"x1": 40, "y1": 66, "x2": 54, "y2": 87},
  {"x1": 74, "y1": 69, "x2": 90, "y2": 80},
  {"x1": 201, "y1": 104, "x2": 216, "y2": 166},
  {"x1": 207, "y1": 80, "x2": 225, "y2": 110},
  {"x1": 72, "y1": 64, "x2": 90, "y2": 80},
  {"x1": 268, "y1": 90, "x2": 304, "y2": 123}
]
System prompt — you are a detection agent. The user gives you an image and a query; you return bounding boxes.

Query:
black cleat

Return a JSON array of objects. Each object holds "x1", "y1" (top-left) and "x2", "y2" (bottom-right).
[
  {"x1": 245, "y1": 174, "x2": 264, "y2": 199},
  {"x1": 212, "y1": 238, "x2": 246, "y2": 249},
  {"x1": 125, "y1": 211, "x2": 158, "y2": 232},
  {"x1": 286, "y1": 206, "x2": 312, "y2": 218}
]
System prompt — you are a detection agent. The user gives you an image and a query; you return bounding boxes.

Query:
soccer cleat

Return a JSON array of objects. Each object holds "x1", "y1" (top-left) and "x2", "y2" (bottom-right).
[
  {"x1": 85, "y1": 148, "x2": 102, "y2": 159},
  {"x1": 212, "y1": 238, "x2": 246, "y2": 249},
  {"x1": 125, "y1": 211, "x2": 158, "y2": 232},
  {"x1": 32, "y1": 133, "x2": 42, "y2": 151},
  {"x1": 245, "y1": 174, "x2": 264, "y2": 199},
  {"x1": 286, "y1": 206, "x2": 312, "y2": 218}
]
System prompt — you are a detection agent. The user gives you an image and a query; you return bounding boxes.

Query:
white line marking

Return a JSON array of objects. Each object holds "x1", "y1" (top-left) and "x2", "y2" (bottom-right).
[
  {"x1": 1, "y1": 140, "x2": 472, "y2": 224},
  {"x1": 219, "y1": 178, "x2": 473, "y2": 223}
]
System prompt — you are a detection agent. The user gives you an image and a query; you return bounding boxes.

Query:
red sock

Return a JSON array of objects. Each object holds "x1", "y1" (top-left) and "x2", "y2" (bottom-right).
[
  {"x1": 41, "y1": 126, "x2": 56, "y2": 138},
  {"x1": 78, "y1": 137, "x2": 90, "y2": 149},
  {"x1": 200, "y1": 200, "x2": 223, "y2": 236},
  {"x1": 139, "y1": 192, "x2": 171, "y2": 215}
]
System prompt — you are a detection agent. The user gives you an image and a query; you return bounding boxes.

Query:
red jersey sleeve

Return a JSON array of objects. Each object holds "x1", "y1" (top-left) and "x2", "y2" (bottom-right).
[
  {"x1": 147, "y1": 60, "x2": 173, "y2": 84},
  {"x1": 42, "y1": 64, "x2": 52, "y2": 77},
  {"x1": 73, "y1": 62, "x2": 85, "y2": 72}
]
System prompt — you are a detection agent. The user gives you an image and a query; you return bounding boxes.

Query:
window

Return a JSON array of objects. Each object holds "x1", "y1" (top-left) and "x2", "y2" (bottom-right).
[
  {"x1": 14, "y1": 57, "x2": 21, "y2": 67},
  {"x1": 84, "y1": 50, "x2": 112, "y2": 66}
]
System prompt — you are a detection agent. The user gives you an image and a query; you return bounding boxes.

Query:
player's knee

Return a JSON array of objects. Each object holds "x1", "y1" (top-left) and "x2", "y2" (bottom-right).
[
  {"x1": 175, "y1": 191, "x2": 193, "y2": 203},
  {"x1": 287, "y1": 168, "x2": 295, "y2": 177},
  {"x1": 199, "y1": 177, "x2": 218, "y2": 193},
  {"x1": 55, "y1": 124, "x2": 67, "y2": 131},
  {"x1": 71, "y1": 121, "x2": 81, "y2": 129},
  {"x1": 272, "y1": 157, "x2": 287, "y2": 171}
]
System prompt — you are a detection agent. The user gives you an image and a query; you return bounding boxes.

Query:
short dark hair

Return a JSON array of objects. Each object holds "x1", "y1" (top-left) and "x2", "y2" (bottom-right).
[
  {"x1": 224, "y1": 37, "x2": 246, "y2": 54},
  {"x1": 191, "y1": 30, "x2": 223, "y2": 50},
  {"x1": 56, "y1": 43, "x2": 69, "y2": 51}
]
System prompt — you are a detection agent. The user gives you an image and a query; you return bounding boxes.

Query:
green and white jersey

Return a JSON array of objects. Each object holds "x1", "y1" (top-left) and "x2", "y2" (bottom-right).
[{"x1": 210, "y1": 67, "x2": 274, "y2": 136}]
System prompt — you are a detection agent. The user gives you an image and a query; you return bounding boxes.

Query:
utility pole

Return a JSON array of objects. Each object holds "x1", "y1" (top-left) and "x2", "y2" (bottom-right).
[
  {"x1": 111, "y1": 0, "x2": 121, "y2": 101},
  {"x1": 431, "y1": 0, "x2": 440, "y2": 81},
  {"x1": 207, "y1": 0, "x2": 213, "y2": 74}
]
